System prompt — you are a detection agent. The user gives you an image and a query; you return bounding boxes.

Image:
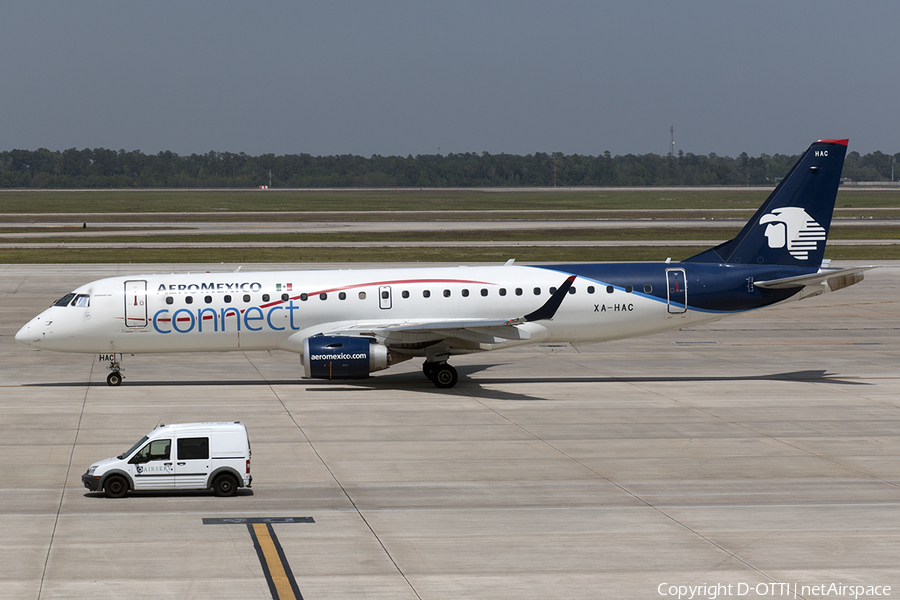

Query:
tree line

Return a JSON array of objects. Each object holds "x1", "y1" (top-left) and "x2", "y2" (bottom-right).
[{"x1": 0, "y1": 147, "x2": 896, "y2": 188}]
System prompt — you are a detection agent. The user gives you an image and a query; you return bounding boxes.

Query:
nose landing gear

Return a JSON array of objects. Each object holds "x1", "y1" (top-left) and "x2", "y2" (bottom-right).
[{"x1": 101, "y1": 353, "x2": 124, "y2": 386}]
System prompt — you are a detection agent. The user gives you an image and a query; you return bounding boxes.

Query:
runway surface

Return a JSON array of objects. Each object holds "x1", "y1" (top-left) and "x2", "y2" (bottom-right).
[{"x1": 1, "y1": 262, "x2": 899, "y2": 599}]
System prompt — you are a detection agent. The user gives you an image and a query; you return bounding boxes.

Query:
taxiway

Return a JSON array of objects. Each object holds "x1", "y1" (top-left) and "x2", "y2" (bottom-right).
[{"x1": 1, "y1": 262, "x2": 898, "y2": 599}]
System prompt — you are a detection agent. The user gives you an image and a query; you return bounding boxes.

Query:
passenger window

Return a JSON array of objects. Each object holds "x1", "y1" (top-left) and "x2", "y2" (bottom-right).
[
  {"x1": 243, "y1": 294, "x2": 251, "y2": 302},
  {"x1": 319, "y1": 293, "x2": 327, "y2": 300},
  {"x1": 568, "y1": 287, "x2": 576, "y2": 294},
  {"x1": 166, "y1": 296, "x2": 174, "y2": 305},
  {"x1": 462, "y1": 289, "x2": 469, "y2": 297},
  {"x1": 533, "y1": 287, "x2": 541, "y2": 295},
  {"x1": 185, "y1": 296, "x2": 193, "y2": 304},
  {"x1": 625, "y1": 285, "x2": 633, "y2": 293},
  {"x1": 515, "y1": 288, "x2": 523, "y2": 296},
  {"x1": 644, "y1": 285, "x2": 652, "y2": 293},
  {"x1": 423, "y1": 290, "x2": 431, "y2": 298},
  {"x1": 301, "y1": 293, "x2": 308, "y2": 301},
  {"x1": 54, "y1": 293, "x2": 76, "y2": 307},
  {"x1": 339, "y1": 292, "x2": 346, "y2": 300},
  {"x1": 224, "y1": 295, "x2": 232, "y2": 303},
  {"x1": 587, "y1": 286, "x2": 595, "y2": 294},
  {"x1": 204, "y1": 295, "x2": 212, "y2": 304},
  {"x1": 550, "y1": 287, "x2": 557, "y2": 294},
  {"x1": 382, "y1": 291, "x2": 389, "y2": 299},
  {"x1": 443, "y1": 289, "x2": 451, "y2": 297},
  {"x1": 499, "y1": 288, "x2": 506, "y2": 296},
  {"x1": 358, "y1": 291, "x2": 366, "y2": 300},
  {"x1": 606, "y1": 285, "x2": 614, "y2": 294},
  {"x1": 481, "y1": 289, "x2": 488, "y2": 296},
  {"x1": 262, "y1": 294, "x2": 270, "y2": 302},
  {"x1": 131, "y1": 439, "x2": 171, "y2": 463},
  {"x1": 281, "y1": 293, "x2": 289, "y2": 301},
  {"x1": 177, "y1": 437, "x2": 209, "y2": 460},
  {"x1": 402, "y1": 290, "x2": 409, "y2": 299}
]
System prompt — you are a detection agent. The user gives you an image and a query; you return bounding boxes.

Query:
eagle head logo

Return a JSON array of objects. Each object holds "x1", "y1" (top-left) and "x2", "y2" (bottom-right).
[{"x1": 758, "y1": 207, "x2": 826, "y2": 260}]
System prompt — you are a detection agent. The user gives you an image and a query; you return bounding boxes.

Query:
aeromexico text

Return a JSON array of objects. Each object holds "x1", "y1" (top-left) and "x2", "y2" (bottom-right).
[{"x1": 159, "y1": 282, "x2": 264, "y2": 294}]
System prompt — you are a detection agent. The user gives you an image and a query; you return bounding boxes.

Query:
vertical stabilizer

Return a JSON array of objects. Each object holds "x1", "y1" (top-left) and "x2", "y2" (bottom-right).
[{"x1": 685, "y1": 139, "x2": 848, "y2": 266}]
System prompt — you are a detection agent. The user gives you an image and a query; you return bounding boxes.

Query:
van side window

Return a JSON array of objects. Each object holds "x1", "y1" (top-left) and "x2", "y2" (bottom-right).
[{"x1": 177, "y1": 437, "x2": 209, "y2": 460}]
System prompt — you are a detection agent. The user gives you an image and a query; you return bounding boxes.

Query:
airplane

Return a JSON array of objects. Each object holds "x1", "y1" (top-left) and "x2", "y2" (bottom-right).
[{"x1": 16, "y1": 139, "x2": 872, "y2": 389}]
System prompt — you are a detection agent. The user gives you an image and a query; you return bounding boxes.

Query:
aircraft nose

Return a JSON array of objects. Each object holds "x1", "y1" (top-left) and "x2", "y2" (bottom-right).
[{"x1": 15, "y1": 320, "x2": 40, "y2": 346}]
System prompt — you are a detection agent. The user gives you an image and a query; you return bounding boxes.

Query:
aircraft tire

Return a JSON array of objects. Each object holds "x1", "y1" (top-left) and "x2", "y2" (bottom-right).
[
  {"x1": 107, "y1": 371, "x2": 123, "y2": 387},
  {"x1": 423, "y1": 361, "x2": 437, "y2": 380},
  {"x1": 432, "y1": 364, "x2": 458, "y2": 389}
]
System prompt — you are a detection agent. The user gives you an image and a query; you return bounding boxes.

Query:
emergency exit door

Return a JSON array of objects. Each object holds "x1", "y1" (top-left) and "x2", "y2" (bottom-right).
[{"x1": 379, "y1": 285, "x2": 392, "y2": 309}]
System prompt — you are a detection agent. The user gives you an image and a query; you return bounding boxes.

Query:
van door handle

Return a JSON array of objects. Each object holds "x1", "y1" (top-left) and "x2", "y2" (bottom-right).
[
  {"x1": 177, "y1": 462, "x2": 186, "y2": 466},
  {"x1": 164, "y1": 462, "x2": 172, "y2": 466}
]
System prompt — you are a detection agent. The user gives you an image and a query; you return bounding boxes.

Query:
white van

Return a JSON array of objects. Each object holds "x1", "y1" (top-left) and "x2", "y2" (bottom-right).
[{"x1": 82, "y1": 422, "x2": 252, "y2": 498}]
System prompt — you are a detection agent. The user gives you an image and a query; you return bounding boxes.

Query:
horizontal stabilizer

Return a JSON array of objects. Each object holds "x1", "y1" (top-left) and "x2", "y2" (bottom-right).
[{"x1": 754, "y1": 266, "x2": 874, "y2": 291}]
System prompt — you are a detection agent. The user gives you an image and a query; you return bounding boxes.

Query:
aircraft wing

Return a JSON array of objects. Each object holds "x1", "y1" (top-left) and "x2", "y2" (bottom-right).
[
  {"x1": 754, "y1": 266, "x2": 875, "y2": 291},
  {"x1": 313, "y1": 275, "x2": 576, "y2": 344}
]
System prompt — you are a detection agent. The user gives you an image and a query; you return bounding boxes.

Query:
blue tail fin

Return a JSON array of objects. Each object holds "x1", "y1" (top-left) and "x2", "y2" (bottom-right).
[{"x1": 685, "y1": 139, "x2": 848, "y2": 266}]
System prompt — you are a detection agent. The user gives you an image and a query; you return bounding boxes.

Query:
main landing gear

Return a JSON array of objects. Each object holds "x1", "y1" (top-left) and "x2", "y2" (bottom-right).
[{"x1": 423, "y1": 361, "x2": 458, "y2": 389}]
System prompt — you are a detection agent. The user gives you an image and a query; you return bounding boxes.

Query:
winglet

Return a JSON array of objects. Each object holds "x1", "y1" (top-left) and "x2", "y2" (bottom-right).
[{"x1": 512, "y1": 275, "x2": 576, "y2": 323}]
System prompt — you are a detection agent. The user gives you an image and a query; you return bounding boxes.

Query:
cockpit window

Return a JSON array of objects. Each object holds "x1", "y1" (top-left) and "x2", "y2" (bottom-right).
[
  {"x1": 54, "y1": 293, "x2": 76, "y2": 307},
  {"x1": 72, "y1": 294, "x2": 90, "y2": 307}
]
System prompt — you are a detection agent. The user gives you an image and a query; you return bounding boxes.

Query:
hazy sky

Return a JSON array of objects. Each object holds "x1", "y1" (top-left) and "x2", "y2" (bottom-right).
[{"x1": 2, "y1": 1, "x2": 898, "y2": 158}]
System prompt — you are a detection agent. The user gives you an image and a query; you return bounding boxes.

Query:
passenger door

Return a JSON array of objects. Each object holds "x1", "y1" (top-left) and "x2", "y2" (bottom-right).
[
  {"x1": 124, "y1": 280, "x2": 148, "y2": 328},
  {"x1": 174, "y1": 437, "x2": 210, "y2": 489},
  {"x1": 127, "y1": 438, "x2": 174, "y2": 490},
  {"x1": 666, "y1": 268, "x2": 688, "y2": 314}
]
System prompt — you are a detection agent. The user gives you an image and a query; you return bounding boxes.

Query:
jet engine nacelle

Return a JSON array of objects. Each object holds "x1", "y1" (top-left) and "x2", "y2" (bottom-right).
[{"x1": 301, "y1": 336, "x2": 408, "y2": 379}]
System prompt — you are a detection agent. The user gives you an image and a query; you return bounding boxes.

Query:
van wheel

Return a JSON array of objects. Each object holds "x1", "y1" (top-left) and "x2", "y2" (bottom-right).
[
  {"x1": 212, "y1": 474, "x2": 237, "y2": 497},
  {"x1": 104, "y1": 475, "x2": 128, "y2": 498}
]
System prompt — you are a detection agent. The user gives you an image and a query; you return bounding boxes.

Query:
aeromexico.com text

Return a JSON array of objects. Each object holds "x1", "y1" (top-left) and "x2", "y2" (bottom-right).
[{"x1": 309, "y1": 353, "x2": 367, "y2": 361}]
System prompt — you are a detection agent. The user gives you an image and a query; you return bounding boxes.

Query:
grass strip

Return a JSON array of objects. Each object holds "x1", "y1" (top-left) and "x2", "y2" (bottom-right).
[
  {"x1": 1, "y1": 244, "x2": 895, "y2": 264},
  {"x1": 2, "y1": 188, "x2": 899, "y2": 213}
]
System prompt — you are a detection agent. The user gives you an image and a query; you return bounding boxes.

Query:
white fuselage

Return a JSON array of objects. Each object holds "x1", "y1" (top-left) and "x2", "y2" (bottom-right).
[{"x1": 15, "y1": 265, "x2": 715, "y2": 357}]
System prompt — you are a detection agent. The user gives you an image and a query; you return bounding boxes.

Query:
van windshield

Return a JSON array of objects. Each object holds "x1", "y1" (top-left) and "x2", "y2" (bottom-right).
[{"x1": 118, "y1": 435, "x2": 149, "y2": 459}]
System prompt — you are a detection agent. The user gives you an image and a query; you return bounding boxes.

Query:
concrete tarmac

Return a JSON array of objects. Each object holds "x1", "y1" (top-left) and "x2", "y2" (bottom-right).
[{"x1": 1, "y1": 262, "x2": 899, "y2": 599}]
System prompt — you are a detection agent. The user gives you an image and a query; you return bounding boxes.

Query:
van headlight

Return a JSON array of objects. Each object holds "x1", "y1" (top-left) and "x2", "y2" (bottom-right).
[{"x1": 86, "y1": 466, "x2": 97, "y2": 476}]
